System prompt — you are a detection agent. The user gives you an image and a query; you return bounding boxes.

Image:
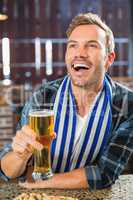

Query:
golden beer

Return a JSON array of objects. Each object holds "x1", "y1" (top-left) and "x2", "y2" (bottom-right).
[{"x1": 29, "y1": 109, "x2": 54, "y2": 180}]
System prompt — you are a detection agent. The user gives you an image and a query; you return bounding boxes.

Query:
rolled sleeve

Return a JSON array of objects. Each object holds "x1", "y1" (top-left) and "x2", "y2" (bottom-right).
[
  {"x1": 85, "y1": 165, "x2": 102, "y2": 190},
  {"x1": 0, "y1": 144, "x2": 12, "y2": 181},
  {"x1": 0, "y1": 144, "x2": 12, "y2": 158}
]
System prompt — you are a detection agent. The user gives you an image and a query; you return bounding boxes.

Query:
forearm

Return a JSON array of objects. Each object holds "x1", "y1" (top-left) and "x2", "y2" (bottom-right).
[
  {"x1": 48, "y1": 168, "x2": 89, "y2": 189},
  {"x1": 20, "y1": 168, "x2": 89, "y2": 189},
  {"x1": 1, "y1": 151, "x2": 32, "y2": 178}
]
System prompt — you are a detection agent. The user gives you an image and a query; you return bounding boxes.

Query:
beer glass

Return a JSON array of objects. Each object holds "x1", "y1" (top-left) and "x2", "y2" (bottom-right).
[{"x1": 29, "y1": 103, "x2": 54, "y2": 180}]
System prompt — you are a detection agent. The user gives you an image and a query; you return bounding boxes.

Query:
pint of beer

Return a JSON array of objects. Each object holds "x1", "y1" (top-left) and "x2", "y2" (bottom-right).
[{"x1": 29, "y1": 107, "x2": 54, "y2": 180}]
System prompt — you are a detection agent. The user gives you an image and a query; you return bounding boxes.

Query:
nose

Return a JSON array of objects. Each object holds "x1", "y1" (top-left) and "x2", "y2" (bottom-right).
[{"x1": 75, "y1": 46, "x2": 88, "y2": 58}]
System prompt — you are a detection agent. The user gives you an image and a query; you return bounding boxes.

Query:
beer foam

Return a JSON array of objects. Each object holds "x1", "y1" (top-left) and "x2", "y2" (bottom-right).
[{"x1": 29, "y1": 109, "x2": 54, "y2": 117}]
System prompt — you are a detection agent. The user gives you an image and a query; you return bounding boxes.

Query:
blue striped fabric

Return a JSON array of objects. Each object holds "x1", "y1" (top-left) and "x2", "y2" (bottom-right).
[
  {"x1": 64, "y1": 84, "x2": 76, "y2": 172},
  {"x1": 51, "y1": 75, "x2": 112, "y2": 173}
]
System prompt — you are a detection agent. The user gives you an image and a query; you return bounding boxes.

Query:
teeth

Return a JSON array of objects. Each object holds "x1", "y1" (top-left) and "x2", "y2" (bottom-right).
[
  {"x1": 72, "y1": 63, "x2": 89, "y2": 71},
  {"x1": 73, "y1": 63, "x2": 88, "y2": 68}
]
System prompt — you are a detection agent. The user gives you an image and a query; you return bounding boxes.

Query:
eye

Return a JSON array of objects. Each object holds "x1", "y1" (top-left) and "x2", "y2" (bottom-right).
[
  {"x1": 67, "y1": 43, "x2": 77, "y2": 49},
  {"x1": 87, "y1": 43, "x2": 100, "y2": 49}
]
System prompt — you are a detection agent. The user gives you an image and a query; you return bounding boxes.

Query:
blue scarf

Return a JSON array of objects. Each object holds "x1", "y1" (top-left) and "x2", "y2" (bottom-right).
[{"x1": 51, "y1": 75, "x2": 112, "y2": 172}]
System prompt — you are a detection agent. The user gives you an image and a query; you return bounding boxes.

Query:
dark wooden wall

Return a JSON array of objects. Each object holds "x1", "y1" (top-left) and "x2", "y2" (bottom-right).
[{"x1": 0, "y1": 0, "x2": 130, "y2": 86}]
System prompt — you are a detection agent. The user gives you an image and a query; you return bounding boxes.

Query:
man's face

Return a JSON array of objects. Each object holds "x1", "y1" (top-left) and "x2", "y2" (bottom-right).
[{"x1": 65, "y1": 24, "x2": 114, "y2": 89}]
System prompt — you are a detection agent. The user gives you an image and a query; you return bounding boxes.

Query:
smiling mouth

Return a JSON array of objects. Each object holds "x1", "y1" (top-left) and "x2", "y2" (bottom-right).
[{"x1": 72, "y1": 63, "x2": 89, "y2": 71}]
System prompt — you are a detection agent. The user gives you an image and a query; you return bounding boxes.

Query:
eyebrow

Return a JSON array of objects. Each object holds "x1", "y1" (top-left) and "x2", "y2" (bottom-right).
[
  {"x1": 68, "y1": 40, "x2": 102, "y2": 49},
  {"x1": 67, "y1": 40, "x2": 77, "y2": 44},
  {"x1": 67, "y1": 40, "x2": 100, "y2": 44}
]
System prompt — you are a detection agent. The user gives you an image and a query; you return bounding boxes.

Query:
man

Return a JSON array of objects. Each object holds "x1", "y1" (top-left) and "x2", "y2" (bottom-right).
[{"x1": 0, "y1": 13, "x2": 133, "y2": 190}]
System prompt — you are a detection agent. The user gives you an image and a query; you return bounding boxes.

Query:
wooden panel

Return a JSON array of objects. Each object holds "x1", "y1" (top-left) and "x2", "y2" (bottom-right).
[{"x1": 0, "y1": 0, "x2": 130, "y2": 84}]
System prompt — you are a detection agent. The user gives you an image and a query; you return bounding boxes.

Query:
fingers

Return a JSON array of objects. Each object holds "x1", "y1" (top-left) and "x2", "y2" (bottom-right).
[
  {"x1": 22, "y1": 126, "x2": 43, "y2": 150},
  {"x1": 22, "y1": 125, "x2": 36, "y2": 140},
  {"x1": 12, "y1": 135, "x2": 28, "y2": 154},
  {"x1": 12, "y1": 125, "x2": 43, "y2": 155},
  {"x1": 19, "y1": 181, "x2": 37, "y2": 189},
  {"x1": 19, "y1": 180, "x2": 45, "y2": 189},
  {"x1": 50, "y1": 132, "x2": 56, "y2": 140}
]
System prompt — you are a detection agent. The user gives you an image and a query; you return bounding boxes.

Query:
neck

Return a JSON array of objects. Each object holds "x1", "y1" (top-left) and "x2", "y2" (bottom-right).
[{"x1": 72, "y1": 82, "x2": 103, "y2": 117}]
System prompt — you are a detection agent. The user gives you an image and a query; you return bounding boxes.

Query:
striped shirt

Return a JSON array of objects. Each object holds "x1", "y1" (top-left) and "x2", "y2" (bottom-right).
[{"x1": 0, "y1": 75, "x2": 133, "y2": 190}]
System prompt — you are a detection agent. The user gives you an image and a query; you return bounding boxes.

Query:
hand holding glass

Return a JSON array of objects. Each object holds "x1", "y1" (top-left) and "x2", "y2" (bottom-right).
[{"x1": 29, "y1": 105, "x2": 54, "y2": 180}]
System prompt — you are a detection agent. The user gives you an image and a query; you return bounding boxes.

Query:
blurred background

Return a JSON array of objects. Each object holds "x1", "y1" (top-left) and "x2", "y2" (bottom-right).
[{"x1": 0, "y1": 0, "x2": 133, "y2": 150}]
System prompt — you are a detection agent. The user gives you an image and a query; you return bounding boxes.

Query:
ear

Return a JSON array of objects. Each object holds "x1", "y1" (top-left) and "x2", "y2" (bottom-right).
[{"x1": 105, "y1": 52, "x2": 116, "y2": 72}]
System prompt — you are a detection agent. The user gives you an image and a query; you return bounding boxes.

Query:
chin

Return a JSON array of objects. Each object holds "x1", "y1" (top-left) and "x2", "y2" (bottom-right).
[{"x1": 72, "y1": 79, "x2": 88, "y2": 88}]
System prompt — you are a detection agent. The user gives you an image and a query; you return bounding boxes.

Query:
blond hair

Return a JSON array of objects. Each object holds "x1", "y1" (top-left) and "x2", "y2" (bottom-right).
[{"x1": 66, "y1": 13, "x2": 115, "y2": 53}]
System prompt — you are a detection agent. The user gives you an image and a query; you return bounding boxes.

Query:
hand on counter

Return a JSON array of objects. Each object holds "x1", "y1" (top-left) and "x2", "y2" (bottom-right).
[{"x1": 19, "y1": 168, "x2": 88, "y2": 189}]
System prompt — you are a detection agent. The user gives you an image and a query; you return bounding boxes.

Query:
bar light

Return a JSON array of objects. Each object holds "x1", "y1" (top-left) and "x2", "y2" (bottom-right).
[
  {"x1": 0, "y1": 0, "x2": 8, "y2": 21},
  {"x1": 35, "y1": 37, "x2": 41, "y2": 76},
  {"x1": 45, "y1": 39, "x2": 53, "y2": 75},
  {"x1": 2, "y1": 37, "x2": 10, "y2": 79},
  {"x1": 0, "y1": 13, "x2": 8, "y2": 20}
]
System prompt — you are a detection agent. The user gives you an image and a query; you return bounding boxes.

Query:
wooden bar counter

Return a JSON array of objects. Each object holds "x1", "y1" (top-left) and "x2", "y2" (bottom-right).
[{"x1": 0, "y1": 175, "x2": 133, "y2": 200}]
